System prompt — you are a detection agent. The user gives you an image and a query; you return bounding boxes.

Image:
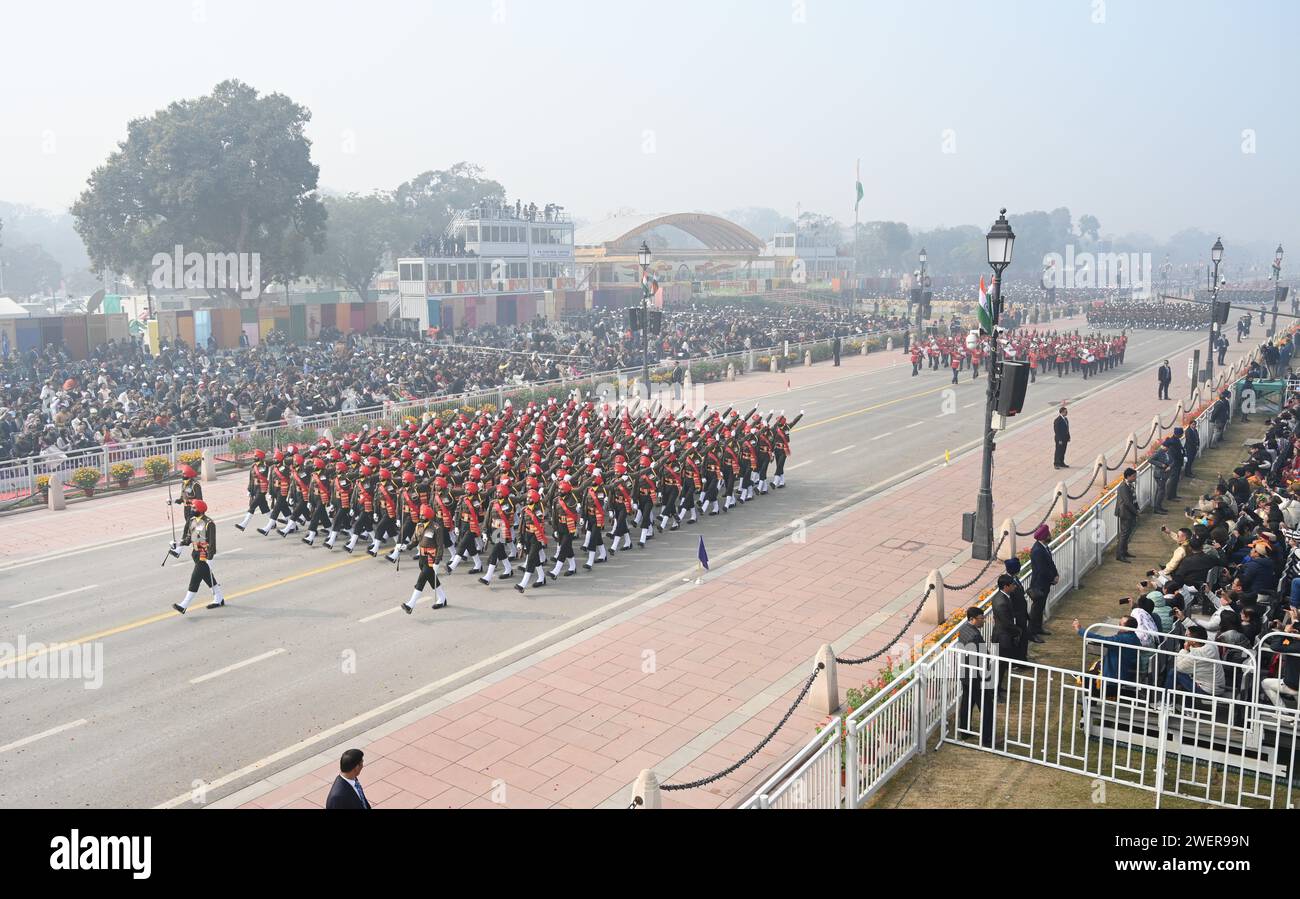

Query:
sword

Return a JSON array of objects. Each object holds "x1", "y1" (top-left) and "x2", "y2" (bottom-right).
[{"x1": 162, "y1": 482, "x2": 177, "y2": 567}]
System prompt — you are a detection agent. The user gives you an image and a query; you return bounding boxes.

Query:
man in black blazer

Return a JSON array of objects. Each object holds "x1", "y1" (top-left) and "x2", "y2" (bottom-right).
[
  {"x1": 1115, "y1": 467, "x2": 1139, "y2": 562},
  {"x1": 1157, "y1": 360, "x2": 1172, "y2": 400},
  {"x1": 325, "y1": 748, "x2": 372, "y2": 809},
  {"x1": 1053, "y1": 406, "x2": 1071, "y2": 468}
]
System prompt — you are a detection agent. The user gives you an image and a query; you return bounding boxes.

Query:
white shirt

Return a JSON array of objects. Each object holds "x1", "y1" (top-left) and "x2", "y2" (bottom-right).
[{"x1": 341, "y1": 775, "x2": 368, "y2": 807}]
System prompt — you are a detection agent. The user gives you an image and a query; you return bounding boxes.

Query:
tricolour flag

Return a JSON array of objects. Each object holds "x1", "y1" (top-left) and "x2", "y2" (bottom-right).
[
  {"x1": 854, "y1": 159, "x2": 864, "y2": 214},
  {"x1": 697, "y1": 535, "x2": 709, "y2": 571},
  {"x1": 977, "y1": 276, "x2": 994, "y2": 335}
]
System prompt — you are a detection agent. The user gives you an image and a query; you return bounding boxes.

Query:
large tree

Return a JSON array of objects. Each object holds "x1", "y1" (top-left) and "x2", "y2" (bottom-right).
[
  {"x1": 308, "y1": 192, "x2": 401, "y2": 302},
  {"x1": 393, "y1": 162, "x2": 505, "y2": 254},
  {"x1": 0, "y1": 241, "x2": 62, "y2": 297},
  {"x1": 72, "y1": 79, "x2": 326, "y2": 307}
]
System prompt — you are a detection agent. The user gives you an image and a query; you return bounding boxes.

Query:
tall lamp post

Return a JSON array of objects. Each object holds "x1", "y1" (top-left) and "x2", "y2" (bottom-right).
[
  {"x1": 916, "y1": 247, "x2": 928, "y2": 340},
  {"x1": 1206, "y1": 237, "x2": 1223, "y2": 383},
  {"x1": 971, "y1": 208, "x2": 1016, "y2": 561},
  {"x1": 638, "y1": 240, "x2": 652, "y2": 399},
  {"x1": 1270, "y1": 244, "x2": 1284, "y2": 338}
]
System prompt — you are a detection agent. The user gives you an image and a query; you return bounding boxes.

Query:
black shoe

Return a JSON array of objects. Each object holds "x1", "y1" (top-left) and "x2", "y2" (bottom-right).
[
  {"x1": 468, "y1": 566, "x2": 483, "y2": 575},
  {"x1": 206, "y1": 600, "x2": 225, "y2": 610},
  {"x1": 533, "y1": 580, "x2": 545, "y2": 589},
  {"x1": 235, "y1": 523, "x2": 246, "y2": 532},
  {"x1": 669, "y1": 524, "x2": 679, "y2": 531},
  {"x1": 1153, "y1": 510, "x2": 1169, "y2": 516},
  {"x1": 172, "y1": 603, "x2": 186, "y2": 615},
  {"x1": 595, "y1": 557, "x2": 607, "y2": 564},
  {"x1": 366, "y1": 549, "x2": 378, "y2": 557},
  {"x1": 1060, "y1": 463, "x2": 1071, "y2": 468},
  {"x1": 583, "y1": 563, "x2": 592, "y2": 571},
  {"x1": 257, "y1": 527, "x2": 271, "y2": 536},
  {"x1": 402, "y1": 603, "x2": 413, "y2": 614},
  {"x1": 1037, "y1": 629, "x2": 1053, "y2": 637},
  {"x1": 478, "y1": 576, "x2": 491, "y2": 586},
  {"x1": 515, "y1": 584, "x2": 525, "y2": 593},
  {"x1": 1031, "y1": 635, "x2": 1046, "y2": 644},
  {"x1": 564, "y1": 569, "x2": 575, "y2": 577},
  {"x1": 342, "y1": 544, "x2": 353, "y2": 554},
  {"x1": 1116, "y1": 557, "x2": 1132, "y2": 563}
]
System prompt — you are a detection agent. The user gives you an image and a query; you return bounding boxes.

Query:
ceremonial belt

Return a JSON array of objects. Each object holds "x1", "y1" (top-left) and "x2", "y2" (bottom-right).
[
  {"x1": 586, "y1": 489, "x2": 605, "y2": 527},
  {"x1": 492, "y1": 500, "x2": 512, "y2": 540}
]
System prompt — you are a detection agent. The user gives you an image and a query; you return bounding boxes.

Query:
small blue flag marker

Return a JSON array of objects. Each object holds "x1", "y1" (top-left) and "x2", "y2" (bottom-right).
[{"x1": 697, "y1": 536, "x2": 709, "y2": 571}]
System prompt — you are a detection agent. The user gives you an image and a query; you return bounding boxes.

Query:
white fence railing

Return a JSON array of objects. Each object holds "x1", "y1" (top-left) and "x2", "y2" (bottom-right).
[
  {"x1": 743, "y1": 347, "x2": 1268, "y2": 808},
  {"x1": 740, "y1": 715, "x2": 843, "y2": 809}
]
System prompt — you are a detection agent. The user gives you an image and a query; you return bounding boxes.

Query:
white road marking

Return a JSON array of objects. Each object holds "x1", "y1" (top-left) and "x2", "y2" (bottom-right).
[
  {"x1": 905, "y1": 421, "x2": 925, "y2": 429},
  {"x1": 0, "y1": 719, "x2": 87, "y2": 754},
  {"x1": 870, "y1": 432, "x2": 893, "y2": 441},
  {"x1": 10, "y1": 584, "x2": 99, "y2": 610},
  {"x1": 831, "y1": 444, "x2": 856, "y2": 455},
  {"x1": 360, "y1": 607, "x2": 401, "y2": 623},
  {"x1": 786, "y1": 460, "x2": 814, "y2": 471},
  {"x1": 963, "y1": 402, "x2": 980, "y2": 408},
  {"x1": 190, "y1": 648, "x2": 286, "y2": 685},
  {"x1": 222, "y1": 548, "x2": 244, "y2": 556}
]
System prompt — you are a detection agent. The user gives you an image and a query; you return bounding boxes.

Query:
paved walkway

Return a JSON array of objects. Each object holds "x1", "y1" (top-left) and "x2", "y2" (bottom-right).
[{"x1": 208, "y1": 332, "x2": 1254, "y2": 809}]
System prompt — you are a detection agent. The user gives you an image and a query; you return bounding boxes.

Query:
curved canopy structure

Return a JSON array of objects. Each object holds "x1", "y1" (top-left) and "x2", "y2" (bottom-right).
[{"x1": 575, "y1": 213, "x2": 764, "y2": 254}]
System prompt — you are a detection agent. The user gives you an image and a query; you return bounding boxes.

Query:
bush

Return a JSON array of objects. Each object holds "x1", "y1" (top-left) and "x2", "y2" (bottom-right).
[
  {"x1": 227, "y1": 437, "x2": 251, "y2": 458},
  {"x1": 71, "y1": 467, "x2": 102, "y2": 491},
  {"x1": 109, "y1": 461, "x2": 134, "y2": 486},
  {"x1": 36, "y1": 474, "x2": 50, "y2": 492},
  {"x1": 178, "y1": 450, "x2": 203, "y2": 468},
  {"x1": 144, "y1": 456, "x2": 171, "y2": 480}
]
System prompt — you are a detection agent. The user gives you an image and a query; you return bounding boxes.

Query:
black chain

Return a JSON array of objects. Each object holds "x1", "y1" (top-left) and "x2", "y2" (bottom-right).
[
  {"x1": 1015, "y1": 493, "x2": 1060, "y2": 537},
  {"x1": 627, "y1": 797, "x2": 643, "y2": 809},
  {"x1": 1105, "y1": 452, "x2": 1129, "y2": 473},
  {"x1": 835, "y1": 584, "x2": 934, "y2": 665},
  {"x1": 659, "y1": 662, "x2": 825, "y2": 792},
  {"x1": 1158, "y1": 411, "x2": 1180, "y2": 430},
  {"x1": 1066, "y1": 464, "x2": 1102, "y2": 500},
  {"x1": 1133, "y1": 421, "x2": 1160, "y2": 450},
  {"x1": 943, "y1": 532, "x2": 1009, "y2": 591}
]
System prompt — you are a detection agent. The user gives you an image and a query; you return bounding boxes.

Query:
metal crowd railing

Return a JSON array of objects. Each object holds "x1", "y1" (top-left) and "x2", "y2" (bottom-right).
[{"x1": 741, "y1": 345, "x2": 1274, "y2": 809}]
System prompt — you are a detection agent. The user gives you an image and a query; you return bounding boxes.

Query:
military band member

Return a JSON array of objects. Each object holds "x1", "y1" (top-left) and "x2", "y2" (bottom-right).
[{"x1": 171, "y1": 499, "x2": 224, "y2": 614}]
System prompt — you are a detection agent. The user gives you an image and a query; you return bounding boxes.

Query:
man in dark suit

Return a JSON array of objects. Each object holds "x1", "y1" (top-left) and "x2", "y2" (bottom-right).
[
  {"x1": 1115, "y1": 467, "x2": 1139, "y2": 562},
  {"x1": 1028, "y1": 524, "x2": 1058, "y2": 642},
  {"x1": 1157, "y1": 360, "x2": 1172, "y2": 400},
  {"x1": 1053, "y1": 406, "x2": 1071, "y2": 468},
  {"x1": 325, "y1": 748, "x2": 372, "y2": 810},
  {"x1": 1163, "y1": 429, "x2": 1185, "y2": 500},
  {"x1": 990, "y1": 574, "x2": 1023, "y2": 689},
  {"x1": 1183, "y1": 421, "x2": 1201, "y2": 478}
]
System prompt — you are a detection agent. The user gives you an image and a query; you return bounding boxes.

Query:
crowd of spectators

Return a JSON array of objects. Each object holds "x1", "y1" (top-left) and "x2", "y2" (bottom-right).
[{"x1": 1086, "y1": 299, "x2": 1212, "y2": 330}]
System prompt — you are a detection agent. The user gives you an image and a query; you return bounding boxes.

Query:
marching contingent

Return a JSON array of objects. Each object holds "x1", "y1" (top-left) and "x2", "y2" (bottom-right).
[
  {"x1": 165, "y1": 396, "x2": 798, "y2": 616},
  {"x1": 909, "y1": 327, "x2": 1129, "y2": 383}
]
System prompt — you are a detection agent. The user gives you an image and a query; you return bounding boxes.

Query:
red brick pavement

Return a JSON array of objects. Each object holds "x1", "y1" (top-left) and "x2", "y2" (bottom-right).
[{"x1": 212, "y1": 332, "x2": 1254, "y2": 810}]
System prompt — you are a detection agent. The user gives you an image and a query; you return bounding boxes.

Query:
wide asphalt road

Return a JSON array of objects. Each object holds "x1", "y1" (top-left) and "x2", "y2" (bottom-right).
[{"x1": 0, "y1": 327, "x2": 1223, "y2": 807}]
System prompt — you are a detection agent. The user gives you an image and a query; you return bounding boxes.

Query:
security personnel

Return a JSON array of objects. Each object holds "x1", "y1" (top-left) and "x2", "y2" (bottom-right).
[
  {"x1": 171, "y1": 499, "x2": 224, "y2": 614},
  {"x1": 401, "y1": 505, "x2": 448, "y2": 613}
]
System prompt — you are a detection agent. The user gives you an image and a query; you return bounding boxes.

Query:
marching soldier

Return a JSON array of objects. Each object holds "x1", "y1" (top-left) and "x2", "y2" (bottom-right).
[
  {"x1": 515, "y1": 488, "x2": 549, "y2": 592},
  {"x1": 301, "y1": 458, "x2": 333, "y2": 546},
  {"x1": 401, "y1": 505, "x2": 448, "y2": 613},
  {"x1": 367, "y1": 468, "x2": 400, "y2": 556},
  {"x1": 237, "y1": 450, "x2": 270, "y2": 531},
  {"x1": 446, "y1": 480, "x2": 485, "y2": 574},
  {"x1": 176, "y1": 464, "x2": 203, "y2": 524},
  {"x1": 549, "y1": 480, "x2": 579, "y2": 578},
  {"x1": 258, "y1": 451, "x2": 292, "y2": 535},
  {"x1": 324, "y1": 464, "x2": 355, "y2": 550},
  {"x1": 609, "y1": 463, "x2": 635, "y2": 552},
  {"x1": 346, "y1": 465, "x2": 375, "y2": 553},
  {"x1": 387, "y1": 471, "x2": 422, "y2": 563},
  {"x1": 170, "y1": 499, "x2": 224, "y2": 614},
  {"x1": 479, "y1": 483, "x2": 515, "y2": 585},
  {"x1": 581, "y1": 473, "x2": 609, "y2": 570}
]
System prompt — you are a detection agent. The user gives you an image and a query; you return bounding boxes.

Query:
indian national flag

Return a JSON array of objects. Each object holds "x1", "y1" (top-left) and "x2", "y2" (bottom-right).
[
  {"x1": 854, "y1": 159, "x2": 864, "y2": 213},
  {"x1": 977, "y1": 276, "x2": 994, "y2": 335}
]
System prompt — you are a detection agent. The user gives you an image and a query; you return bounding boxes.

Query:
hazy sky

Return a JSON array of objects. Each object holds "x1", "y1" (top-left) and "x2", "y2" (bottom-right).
[{"x1": 2, "y1": 0, "x2": 1296, "y2": 246}]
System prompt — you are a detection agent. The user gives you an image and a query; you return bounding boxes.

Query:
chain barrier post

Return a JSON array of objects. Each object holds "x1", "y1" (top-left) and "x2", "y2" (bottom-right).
[
  {"x1": 48, "y1": 471, "x2": 66, "y2": 511},
  {"x1": 925, "y1": 569, "x2": 945, "y2": 625},
  {"x1": 1057, "y1": 481, "x2": 1068, "y2": 515},
  {"x1": 201, "y1": 447, "x2": 217, "y2": 483},
  {"x1": 1095, "y1": 455, "x2": 1106, "y2": 484},
  {"x1": 813, "y1": 644, "x2": 840, "y2": 714},
  {"x1": 631, "y1": 770, "x2": 661, "y2": 809},
  {"x1": 999, "y1": 519, "x2": 1016, "y2": 561}
]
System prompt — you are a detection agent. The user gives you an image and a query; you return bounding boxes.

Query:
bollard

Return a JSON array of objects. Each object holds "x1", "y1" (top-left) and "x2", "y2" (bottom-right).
[
  {"x1": 886, "y1": 337, "x2": 893, "y2": 352},
  {"x1": 725, "y1": 363, "x2": 734, "y2": 382},
  {"x1": 684, "y1": 369, "x2": 694, "y2": 397},
  {"x1": 1057, "y1": 481, "x2": 1069, "y2": 515},
  {"x1": 202, "y1": 447, "x2": 217, "y2": 483},
  {"x1": 747, "y1": 349, "x2": 755, "y2": 372},
  {"x1": 632, "y1": 770, "x2": 662, "y2": 809},
  {"x1": 925, "y1": 569, "x2": 945, "y2": 626},
  {"x1": 804, "y1": 350, "x2": 812, "y2": 367},
  {"x1": 812, "y1": 644, "x2": 839, "y2": 714},
  {"x1": 48, "y1": 472, "x2": 66, "y2": 511},
  {"x1": 1129, "y1": 433, "x2": 1139, "y2": 466},
  {"x1": 861, "y1": 341, "x2": 869, "y2": 356},
  {"x1": 770, "y1": 356, "x2": 778, "y2": 373},
  {"x1": 1095, "y1": 455, "x2": 1106, "y2": 486},
  {"x1": 999, "y1": 519, "x2": 1016, "y2": 561}
]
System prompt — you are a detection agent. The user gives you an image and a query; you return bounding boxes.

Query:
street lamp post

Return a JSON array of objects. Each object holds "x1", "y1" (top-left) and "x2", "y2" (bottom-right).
[
  {"x1": 638, "y1": 240, "x2": 652, "y2": 400},
  {"x1": 1207, "y1": 237, "x2": 1223, "y2": 383},
  {"x1": 971, "y1": 208, "x2": 1016, "y2": 561},
  {"x1": 917, "y1": 248, "x2": 928, "y2": 341},
  {"x1": 1270, "y1": 244, "x2": 1284, "y2": 338}
]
